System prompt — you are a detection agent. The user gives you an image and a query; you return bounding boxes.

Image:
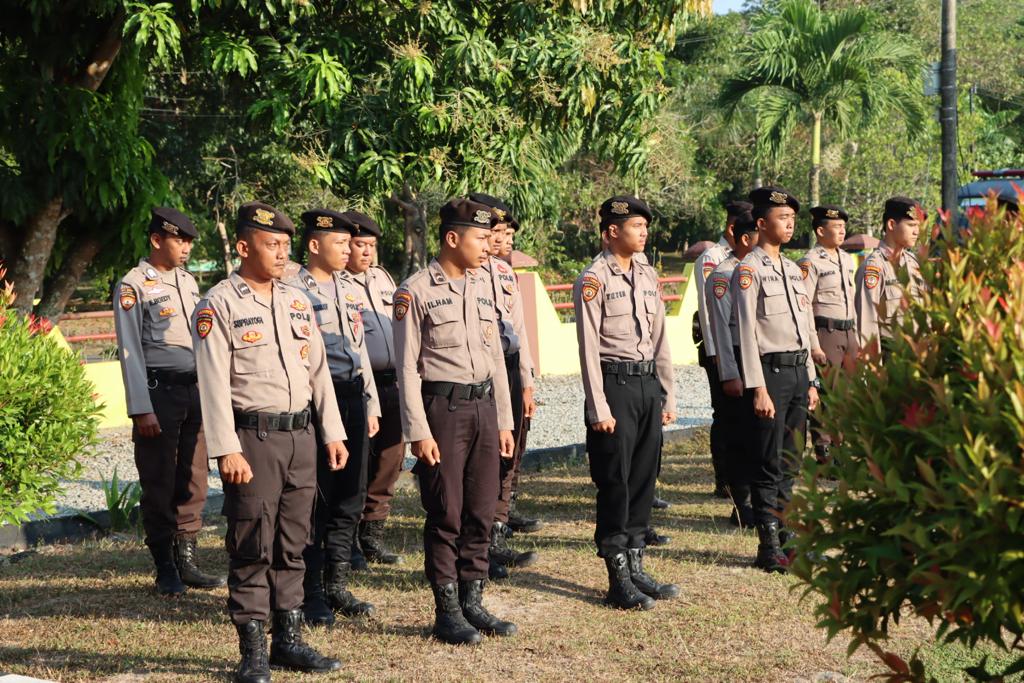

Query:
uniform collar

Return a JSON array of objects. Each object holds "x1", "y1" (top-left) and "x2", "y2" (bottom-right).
[
  {"x1": 294, "y1": 265, "x2": 320, "y2": 292},
  {"x1": 427, "y1": 257, "x2": 472, "y2": 293},
  {"x1": 139, "y1": 258, "x2": 174, "y2": 286},
  {"x1": 717, "y1": 236, "x2": 729, "y2": 248},
  {"x1": 228, "y1": 270, "x2": 274, "y2": 302},
  {"x1": 601, "y1": 249, "x2": 638, "y2": 277},
  {"x1": 347, "y1": 268, "x2": 367, "y2": 285}
]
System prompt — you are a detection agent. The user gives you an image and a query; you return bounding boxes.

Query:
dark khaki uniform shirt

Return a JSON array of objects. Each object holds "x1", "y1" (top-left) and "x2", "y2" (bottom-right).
[
  {"x1": 854, "y1": 243, "x2": 924, "y2": 348},
  {"x1": 573, "y1": 251, "x2": 675, "y2": 425},
  {"x1": 393, "y1": 259, "x2": 514, "y2": 442},
  {"x1": 705, "y1": 253, "x2": 741, "y2": 383},
  {"x1": 798, "y1": 245, "x2": 857, "y2": 324},
  {"x1": 480, "y1": 256, "x2": 535, "y2": 389},
  {"x1": 348, "y1": 265, "x2": 397, "y2": 372},
  {"x1": 695, "y1": 238, "x2": 730, "y2": 357},
  {"x1": 192, "y1": 272, "x2": 346, "y2": 458},
  {"x1": 114, "y1": 259, "x2": 200, "y2": 416}
]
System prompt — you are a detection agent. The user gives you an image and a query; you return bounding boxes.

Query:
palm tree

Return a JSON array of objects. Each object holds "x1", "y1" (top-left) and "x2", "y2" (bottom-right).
[{"x1": 718, "y1": 0, "x2": 923, "y2": 206}]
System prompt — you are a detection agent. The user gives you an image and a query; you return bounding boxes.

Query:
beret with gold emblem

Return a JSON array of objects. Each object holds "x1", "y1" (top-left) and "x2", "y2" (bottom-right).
[
  {"x1": 599, "y1": 195, "x2": 653, "y2": 231},
  {"x1": 148, "y1": 207, "x2": 198, "y2": 238},
  {"x1": 883, "y1": 196, "x2": 926, "y2": 224},
  {"x1": 439, "y1": 197, "x2": 497, "y2": 233},
  {"x1": 343, "y1": 210, "x2": 383, "y2": 238},
  {"x1": 810, "y1": 204, "x2": 849, "y2": 226},
  {"x1": 468, "y1": 192, "x2": 518, "y2": 230},
  {"x1": 749, "y1": 186, "x2": 800, "y2": 213},
  {"x1": 237, "y1": 201, "x2": 295, "y2": 236},
  {"x1": 300, "y1": 208, "x2": 357, "y2": 235}
]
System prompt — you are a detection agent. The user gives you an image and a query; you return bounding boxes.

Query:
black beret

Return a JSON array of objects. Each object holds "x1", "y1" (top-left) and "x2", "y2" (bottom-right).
[
  {"x1": 300, "y1": 208, "x2": 356, "y2": 235},
  {"x1": 149, "y1": 207, "x2": 198, "y2": 238},
  {"x1": 748, "y1": 186, "x2": 800, "y2": 213},
  {"x1": 343, "y1": 210, "x2": 382, "y2": 238},
  {"x1": 599, "y1": 195, "x2": 652, "y2": 230},
  {"x1": 810, "y1": 205, "x2": 849, "y2": 224},
  {"x1": 468, "y1": 192, "x2": 516, "y2": 228},
  {"x1": 732, "y1": 211, "x2": 757, "y2": 237},
  {"x1": 883, "y1": 196, "x2": 926, "y2": 223},
  {"x1": 725, "y1": 200, "x2": 754, "y2": 219},
  {"x1": 237, "y1": 201, "x2": 295, "y2": 236},
  {"x1": 439, "y1": 198, "x2": 497, "y2": 231}
]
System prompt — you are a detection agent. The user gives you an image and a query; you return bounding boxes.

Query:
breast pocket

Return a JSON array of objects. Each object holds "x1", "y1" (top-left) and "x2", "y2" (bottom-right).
[
  {"x1": 883, "y1": 284, "x2": 904, "y2": 317},
  {"x1": 759, "y1": 280, "x2": 789, "y2": 316},
  {"x1": 477, "y1": 301, "x2": 497, "y2": 348},
  {"x1": 347, "y1": 308, "x2": 364, "y2": 346},
  {"x1": 643, "y1": 295, "x2": 659, "y2": 333},
  {"x1": 143, "y1": 300, "x2": 174, "y2": 341},
  {"x1": 793, "y1": 281, "x2": 810, "y2": 311},
  {"x1": 231, "y1": 328, "x2": 272, "y2": 375},
  {"x1": 601, "y1": 296, "x2": 636, "y2": 338},
  {"x1": 426, "y1": 305, "x2": 465, "y2": 349},
  {"x1": 290, "y1": 317, "x2": 313, "y2": 368}
]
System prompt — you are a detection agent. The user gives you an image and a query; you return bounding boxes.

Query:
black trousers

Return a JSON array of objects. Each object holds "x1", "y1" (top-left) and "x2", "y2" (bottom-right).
[
  {"x1": 495, "y1": 350, "x2": 525, "y2": 524},
  {"x1": 586, "y1": 373, "x2": 662, "y2": 557},
  {"x1": 742, "y1": 362, "x2": 809, "y2": 525},
  {"x1": 304, "y1": 383, "x2": 369, "y2": 572},
  {"x1": 701, "y1": 357, "x2": 730, "y2": 488}
]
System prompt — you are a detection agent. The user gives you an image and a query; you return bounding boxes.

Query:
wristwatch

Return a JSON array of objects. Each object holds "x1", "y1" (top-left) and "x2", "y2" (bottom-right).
[{"x1": 809, "y1": 378, "x2": 822, "y2": 390}]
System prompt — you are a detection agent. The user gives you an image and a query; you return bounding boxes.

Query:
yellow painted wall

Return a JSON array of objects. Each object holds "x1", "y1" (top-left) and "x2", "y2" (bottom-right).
[{"x1": 85, "y1": 361, "x2": 131, "y2": 429}]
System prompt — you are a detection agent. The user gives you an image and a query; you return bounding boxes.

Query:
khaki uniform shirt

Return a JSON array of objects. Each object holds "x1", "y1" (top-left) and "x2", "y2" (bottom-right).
[
  {"x1": 798, "y1": 246, "x2": 857, "y2": 324},
  {"x1": 348, "y1": 265, "x2": 397, "y2": 372},
  {"x1": 480, "y1": 256, "x2": 535, "y2": 389},
  {"x1": 572, "y1": 251, "x2": 675, "y2": 425},
  {"x1": 285, "y1": 267, "x2": 380, "y2": 419},
  {"x1": 695, "y1": 238, "x2": 730, "y2": 356},
  {"x1": 733, "y1": 246, "x2": 817, "y2": 389},
  {"x1": 855, "y1": 243, "x2": 924, "y2": 348},
  {"x1": 393, "y1": 259, "x2": 514, "y2": 443},
  {"x1": 113, "y1": 259, "x2": 200, "y2": 416},
  {"x1": 705, "y1": 254, "x2": 741, "y2": 383},
  {"x1": 192, "y1": 272, "x2": 346, "y2": 458}
]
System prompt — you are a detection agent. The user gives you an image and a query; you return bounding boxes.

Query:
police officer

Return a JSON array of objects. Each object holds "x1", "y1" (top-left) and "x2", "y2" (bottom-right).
[
  {"x1": 733, "y1": 187, "x2": 820, "y2": 574},
  {"x1": 113, "y1": 208, "x2": 226, "y2": 595},
  {"x1": 468, "y1": 193, "x2": 538, "y2": 581},
  {"x1": 343, "y1": 210, "x2": 405, "y2": 566},
  {"x1": 286, "y1": 209, "x2": 381, "y2": 627},
  {"x1": 797, "y1": 205, "x2": 858, "y2": 462},
  {"x1": 855, "y1": 197, "x2": 925, "y2": 357},
  {"x1": 194, "y1": 201, "x2": 345, "y2": 682},
  {"x1": 704, "y1": 210, "x2": 759, "y2": 528},
  {"x1": 394, "y1": 197, "x2": 517, "y2": 644},
  {"x1": 695, "y1": 201, "x2": 753, "y2": 498},
  {"x1": 573, "y1": 195, "x2": 679, "y2": 611}
]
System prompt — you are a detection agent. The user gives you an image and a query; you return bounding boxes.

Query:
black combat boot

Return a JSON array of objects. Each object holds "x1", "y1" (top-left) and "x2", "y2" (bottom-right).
[
  {"x1": 458, "y1": 579, "x2": 517, "y2": 636},
  {"x1": 603, "y1": 553, "x2": 655, "y2": 611},
  {"x1": 626, "y1": 548, "x2": 679, "y2": 600},
  {"x1": 350, "y1": 539, "x2": 368, "y2": 571},
  {"x1": 754, "y1": 520, "x2": 789, "y2": 574},
  {"x1": 358, "y1": 519, "x2": 402, "y2": 565},
  {"x1": 149, "y1": 542, "x2": 186, "y2": 596},
  {"x1": 324, "y1": 562, "x2": 375, "y2": 617},
  {"x1": 268, "y1": 609, "x2": 341, "y2": 673},
  {"x1": 489, "y1": 522, "x2": 538, "y2": 569},
  {"x1": 173, "y1": 533, "x2": 226, "y2": 589},
  {"x1": 234, "y1": 620, "x2": 270, "y2": 683},
  {"x1": 430, "y1": 583, "x2": 481, "y2": 645},
  {"x1": 507, "y1": 494, "x2": 543, "y2": 533},
  {"x1": 488, "y1": 556, "x2": 509, "y2": 581},
  {"x1": 643, "y1": 527, "x2": 671, "y2": 547},
  {"x1": 727, "y1": 485, "x2": 756, "y2": 529},
  {"x1": 301, "y1": 562, "x2": 335, "y2": 628},
  {"x1": 712, "y1": 483, "x2": 730, "y2": 499}
]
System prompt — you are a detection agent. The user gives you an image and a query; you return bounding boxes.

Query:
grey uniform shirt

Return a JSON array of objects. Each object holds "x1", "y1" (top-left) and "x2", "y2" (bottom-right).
[
  {"x1": 854, "y1": 243, "x2": 924, "y2": 348},
  {"x1": 393, "y1": 258, "x2": 514, "y2": 443},
  {"x1": 285, "y1": 267, "x2": 380, "y2": 419},
  {"x1": 733, "y1": 246, "x2": 817, "y2": 389},
  {"x1": 572, "y1": 250, "x2": 675, "y2": 425},
  {"x1": 695, "y1": 238, "x2": 730, "y2": 357},
  {"x1": 705, "y1": 253, "x2": 741, "y2": 383},
  {"x1": 192, "y1": 272, "x2": 346, "y2": 458},
  {"x1": 348, "y1": 265, "x2": 397, "y2": 372},
  {"x1": 481, "y1": 256, "x2": 535, "y2": 389},
  {"x1": 113, "y1": 259, "x2": 200, "y2": 416}
]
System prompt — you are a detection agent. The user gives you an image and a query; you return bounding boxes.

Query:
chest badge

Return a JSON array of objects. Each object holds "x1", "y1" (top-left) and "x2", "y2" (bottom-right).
[
  {"x1": 291, "y1": 299, "x2": 307, "y2": 312},
  {"x1": 300, "y1": 343, "x2": 309, "y2": 360},
  {"x1": 158, "y1": 307, "x2": 175, "y2": 318},
  {"x1": 241, "y1": 330, "x2": 263, "y2": 344}
]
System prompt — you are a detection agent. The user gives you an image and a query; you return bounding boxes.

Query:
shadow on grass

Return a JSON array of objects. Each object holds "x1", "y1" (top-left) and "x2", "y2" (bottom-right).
[{"x1": 0, "y1": 645, "x2": 225, "y2": 679}]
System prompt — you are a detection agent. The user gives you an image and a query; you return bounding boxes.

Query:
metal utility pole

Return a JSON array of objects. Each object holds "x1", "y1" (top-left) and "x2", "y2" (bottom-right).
[{"x1": 940, "y1": 0, "x2": 958, "y2": 223}]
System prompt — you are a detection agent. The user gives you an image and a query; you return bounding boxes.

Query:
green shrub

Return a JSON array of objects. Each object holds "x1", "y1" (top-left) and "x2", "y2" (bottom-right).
[
  {"x1": 0, "y1": 265, "x2": 101, "y2": 526},
  {"x1": 79, "y1": 466, "x2": 142, "y2": 534},
  {"x1": 789, "y1": 201, "x2": 1024, "y2": 682}
]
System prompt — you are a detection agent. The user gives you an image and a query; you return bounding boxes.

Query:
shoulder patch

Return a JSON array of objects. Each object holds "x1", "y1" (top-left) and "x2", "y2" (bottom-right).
[
  {"x1": 712, "y1": 274, "x2": 729, "y2": 299},
  {"x1": 738, "y1": 265, "x2": 755, "y2": 291},
  {"x1": 195, "y1": 307, "x2": 214, "y2": 338},
  {"x1": 701, "y1": 260, "x2": 716, "y2": 279},
  {"x1": 864, "y1": 264, "x2": 882, "y2": 289},
  {"x1": 119, "y1": 283, "x2": 137, "y2": 311},
  {"x1": 581, "y1": 273, "x2": 601, "y2": 302},
  {"x1": 798, "y1": 259, "x2": 811, "y2": 280},
  {"x1": 393, "y1": 289, "x2": 412, "y2": 320}
]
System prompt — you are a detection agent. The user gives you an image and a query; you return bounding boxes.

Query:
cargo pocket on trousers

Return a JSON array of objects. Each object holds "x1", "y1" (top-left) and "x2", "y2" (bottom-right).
[{"x1": 226, "y1": 497, "x2": 267, "y2": 563}]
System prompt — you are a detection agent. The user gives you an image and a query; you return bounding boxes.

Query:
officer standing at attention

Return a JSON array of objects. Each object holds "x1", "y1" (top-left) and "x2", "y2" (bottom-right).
[
  {"x1": 797, "y1": 205, "x2": 858, "y2": 462},
  {"x1": 468, "y1": 193, "x2": 538, "y2": 581},
  {"x1": 704, "y1": 210, "x2": 759, "y2": 528},
  {"x1": 394, "y1": 197, "x2": 517, "y2": 645},
  {"x1": 855, "y1": 197, "x2": 925, "y2": 357},
  {"x1": 343, "y1": 210, "x2": 406, "y2": 567},
  {"x1": 573, "y1": 195, "x2": 679, "y2": 611},
  {"x1": 113, "y1": 207, "x2": 226, "y2": 595},
  {"x1": 695, "y1": 200, "x2": 753, "y2": 498},
  {"x1": 286, "y1": 209, "x2": 380, "y2": 627},
  {"x1": 194, "y1": 201, "x2": 346, "y2": 682},
  {"x1": 733, "y1": 187, "x2": 820, "y2": 574}
]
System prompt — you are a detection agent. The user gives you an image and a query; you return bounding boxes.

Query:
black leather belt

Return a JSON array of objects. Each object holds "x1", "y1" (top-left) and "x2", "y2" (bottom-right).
[
  {"x1": 601, "y1": 360, "x2": 655, "y2": 376},
  {"x1": 374, "y1": 369, "x2": 397, "y2": 385},
  {"x1": 814, "y1": 316, "x2": 855, "y2": 331},
  {"x1": 760, "y1": 350, "x2": 808, "y2": 367},
  {"x1": 421, "y1": 378, "x2": 493, "y2": 401},
  {"x1": 333, "y1": 378, "x2": 364, "y2": 399},
  {"x1": 146, "y1": 367, "x2": 197, "y2": 386},
  {"x1": 234, "y1": 407, "x2": 311, "y2": 431}
]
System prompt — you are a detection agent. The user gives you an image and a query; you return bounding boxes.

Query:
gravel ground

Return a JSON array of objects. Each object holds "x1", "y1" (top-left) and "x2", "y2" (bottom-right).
[{"x1": 51, "y1": 364, "x2": 712, "y2": 516}]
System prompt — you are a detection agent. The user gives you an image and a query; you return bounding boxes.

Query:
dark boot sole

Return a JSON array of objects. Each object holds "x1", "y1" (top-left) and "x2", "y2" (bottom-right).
[
  {"x1": 431, "y1": 631, "x2": 482, "y2": 645},
  {"x1": 637, "y1": 587, "x2": 680, "y2": 600},
  {"x1": 269, "y1": 661, "x2": 342, "y2": 673},
  {"x1": 604, "y1": 595, "x2": 655, "y2": 611},
  {"x1": 507, "y1": 521, "x2": 543, "y2": 533},
  {"x1": 182, "y1": 579, "x2": 226, "y2": 589},
  {"x1": 364, "y1": 554, "x2": 403, "y2": 565}
]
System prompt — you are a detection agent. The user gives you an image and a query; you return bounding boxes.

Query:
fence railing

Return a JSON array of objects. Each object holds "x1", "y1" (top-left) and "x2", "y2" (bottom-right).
[{"x1": 545, "y1": 275, "x2": 688, "y2": 311}]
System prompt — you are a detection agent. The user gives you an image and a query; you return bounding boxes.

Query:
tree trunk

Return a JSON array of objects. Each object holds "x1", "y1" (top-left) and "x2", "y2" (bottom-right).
[
  {"x1": 389, "y1": 183, "x2": 428, "y2": 278},
  {"x1": 8, "y1": 198, "x2": 69, "y2": 314},
  {"x1": 809, "y1": 111, "x2": 822, "y2": 207},
  {"x1": 38, "y1": 230, "x2": 104, "y2": 320},
  {"x1": 213, "y1": 204, "x2": 233, "y2": 275}
]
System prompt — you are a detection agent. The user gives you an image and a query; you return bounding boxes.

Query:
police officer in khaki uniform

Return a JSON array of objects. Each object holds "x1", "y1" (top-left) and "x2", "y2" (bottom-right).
[
  {"x1": 194, "y1": 201, "x2": 346, "y2": 682},
  {"x1": 695, "y1": 201, "x2": 753, "y2": 498},
  {"x1": 797, "y1": 205, "x2": 858, "y2": 462},
  {"x1": 343, "y1": 210, "x2": 405, "y2": 567},
  {"x1": 394, "y1": 197, "x2": 517, "y2": 645},
  {"x1": 113, "y1": 207, "x2": 225, "y2": 595},
  {"x1": 573, "y1": 195, "x2": 679, "y2": 611},
  {"x1": 468, "y1": 193, "x2": 538, "y2": 581},
  {"x1": 286, "y1": 209, "x2": 381, "y2": 627},
  {"x1": 704, "y1": 210, "x2": 759, "y2": 528},
  {"x1": 855, "y1": 197, "x2": 925, "y2": 357}
]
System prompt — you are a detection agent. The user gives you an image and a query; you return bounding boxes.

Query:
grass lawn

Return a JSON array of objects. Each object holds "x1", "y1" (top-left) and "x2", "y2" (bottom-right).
[{"x1": 1, "y1": 430, "x2": 1018, "y2": 682}]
